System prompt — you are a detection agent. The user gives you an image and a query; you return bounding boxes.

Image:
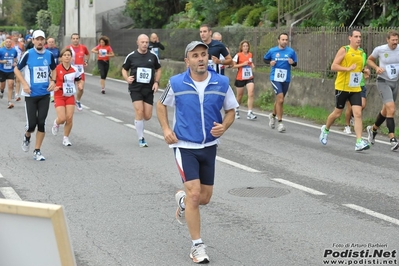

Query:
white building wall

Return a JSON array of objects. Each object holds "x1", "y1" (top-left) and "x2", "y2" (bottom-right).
[{"x1": 65, "y1": 0, "x2": 96, "y2": 38}]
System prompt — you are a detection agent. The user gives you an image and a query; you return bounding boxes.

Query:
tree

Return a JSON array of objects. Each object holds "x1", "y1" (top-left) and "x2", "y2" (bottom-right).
[
  {"x1": 36, "y1": 10, "x2": 52, "y2": 36},
  {"x1": 0, "y1": 0, "x2": 23, "y2": 26},
  {"x1": 21, "y1": 0, "x2": 47, "y2": 28},
  {"x1": 48, "y1": 0, "x2": 64, "y2": 26},
  {"x1": 124, "y1": 0, "x2": 186, "y2": 28}
]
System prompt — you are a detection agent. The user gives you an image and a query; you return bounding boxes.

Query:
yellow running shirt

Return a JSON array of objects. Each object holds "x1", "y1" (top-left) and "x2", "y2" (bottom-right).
[{"x1": 334, "y1": 46, "x2": 364, "y2": 92}]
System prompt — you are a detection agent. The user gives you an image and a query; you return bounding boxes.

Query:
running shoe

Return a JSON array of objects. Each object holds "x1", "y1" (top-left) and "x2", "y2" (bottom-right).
[
  {"x1": 390, "y1": 138, "x2": 399, "y2": 151},
  {"x1": 21, "y1": 135, "x2": 30, "y2": 152},
  {"x1": 277, "y1": 123, "x2": 286, "y2": 132},
  {"x1": 355, "y1": 139, "x2": 370, "y2": 151},
  {"x1": 247, "y1": 111, "x2": 257, "y2": 120},
  {"x1": 52, "y1": 119, "x2": 59, "y2": 136},
  {"x1": 366, "y1": 125, "x2": 376, "y2": 145},
  {"x1": 235, "y1": 109, "x2": 240, "y2": 119},
  {"x1": 33, "y1": 150, "x2": 45, "y2": 161},
  {"x1": 76, "y1": 101, "x2": 83, "y2": 111},
  {"x1": 319, "y1": 125, "x2": 328, "y2": 145},
  {"x1": 101, "y1": 89, "x2": 105, "y2": 94},
  {"x1": 175, "y1": 190, "x2": 186, "y2": 225},
  {"x1": 343, "y1": 126, "x2": 352, "y2": 134},
  {"x1": 0, "y1": 90, "x2": 3, "y2": 99},
  {"x1": 268, "y1": 113, "x2": 275, "y2": 129},
  {"x1": 139, "y1": 138, "x2": 148, "y2": 147},
  {"x1": 15, "y1": 95, "x2": 21, "y2": 101},
  {"x1": 63, "y1": 137, "x2": 72, "y2": 146},
  {"x1": 190, "y1": 243, "x2": 210, "y2": 264},
  {"x1": 7, "y1": 102, "x2": 14, "y2": 109}
]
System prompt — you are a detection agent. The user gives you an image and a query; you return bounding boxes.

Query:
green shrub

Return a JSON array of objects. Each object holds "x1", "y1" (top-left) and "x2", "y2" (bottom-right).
[
  {"x1": 235, "y1": 5, "x2": 253, "y2": 24},
  {"x1": 266, "y1": 6, "x2": 278, "y2": 23},
  {"x1": 244, "y1": 7, "x2": 266, "y2": 27}
]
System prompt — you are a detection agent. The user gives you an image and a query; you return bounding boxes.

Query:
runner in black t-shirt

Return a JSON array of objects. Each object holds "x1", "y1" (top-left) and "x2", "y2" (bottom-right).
[
  {"x1": 122, "y1": 34, "x2": 162, "y2": 147},
  {"x1": 199, "y1": 24, "x2": 232, "y2": 75}
]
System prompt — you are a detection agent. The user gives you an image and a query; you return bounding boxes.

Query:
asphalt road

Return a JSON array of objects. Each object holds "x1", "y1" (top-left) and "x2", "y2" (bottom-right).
[{"x1": 0, "y1": 75, "x2": 398, "y2": 266}]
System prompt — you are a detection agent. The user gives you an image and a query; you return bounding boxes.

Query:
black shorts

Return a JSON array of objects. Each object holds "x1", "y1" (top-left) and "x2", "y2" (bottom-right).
[
  {"x1": 0, "y1": 70, "x2": 15, "y2": 82},
  {"x1": 234, "y1": 79, "x2": 254, "y2": 88},
  {"x1": 335, "y1": 90, "x2": 362, "y2": 109},
  {"x1": 129, "y1": 88, "x2": 154, "y2": 105}
]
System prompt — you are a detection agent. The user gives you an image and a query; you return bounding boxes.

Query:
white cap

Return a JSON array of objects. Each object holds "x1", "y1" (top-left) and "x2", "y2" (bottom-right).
[
  {"x1": 184, "y1": 41, "x2": 208, "y2": 58},
  {"x1": 32, "y1": 30, "x2": 45, "y2": 39},
  {"x1": 29, "y1": 29, "x2": 33, "y2": 33}
]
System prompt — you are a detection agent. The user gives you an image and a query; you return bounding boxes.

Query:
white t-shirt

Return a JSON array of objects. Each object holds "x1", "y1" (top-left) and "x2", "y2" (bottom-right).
[{"x1": 371, "y1": 44, "x2": 399, "y2": 81}]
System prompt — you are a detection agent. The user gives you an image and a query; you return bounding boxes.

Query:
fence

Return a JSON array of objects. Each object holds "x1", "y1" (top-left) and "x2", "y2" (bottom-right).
[{"x1": 102, "y1": 21, "x2": 399, "y2": 77}]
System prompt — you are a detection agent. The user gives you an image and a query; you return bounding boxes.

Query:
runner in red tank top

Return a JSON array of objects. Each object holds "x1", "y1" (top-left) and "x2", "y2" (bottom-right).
[{"x1": 66, "y1": 33, "x2": 90, "y2": 111}]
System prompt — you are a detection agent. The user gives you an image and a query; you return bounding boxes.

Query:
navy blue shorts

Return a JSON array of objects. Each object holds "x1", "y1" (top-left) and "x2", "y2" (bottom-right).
[
  {"x1": 173, "y1": 145, "x2": 217, "y2": 186},
  {"x1": 271, "y1": 81, "x2": 290, "y2": 96}
]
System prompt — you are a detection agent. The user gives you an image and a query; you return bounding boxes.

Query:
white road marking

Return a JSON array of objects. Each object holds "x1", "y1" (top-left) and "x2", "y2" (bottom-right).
[
  {"x1": 272, "y1": 178, "x2": 327, "y2": 195},
  {"x1": 105, "y1": 116, "x2": 123, "y2": 123},
  {"x1": 0, "y1": 173, "x2": 3, "y2": 178},
  {"x1": 124, "y1": 123, "x2": 135, "y2": 129},
  {"x1": 91, "y1": 110, "x2": 104, "y2": 115},
  {"x1": 0, "y1": 187, "x2": 22, "y2": 200},
  {"x1": 343, "y1": 203, "x2": 399, "y2": 226},
  {"x1": 216, "y1": 156, "x2": 260, "y2": 173}
]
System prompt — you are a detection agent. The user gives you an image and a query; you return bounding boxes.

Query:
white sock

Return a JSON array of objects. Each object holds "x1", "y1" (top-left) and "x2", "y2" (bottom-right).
[
  {"x1": 248, "y1": 110, "x2": 252, "y2": 114},
  {"x1": 135, "y1": 120, "x2": 144, "y2": 139},
  {"x1": 192, "y1": 238, "x2": 203, "y2": 246}
]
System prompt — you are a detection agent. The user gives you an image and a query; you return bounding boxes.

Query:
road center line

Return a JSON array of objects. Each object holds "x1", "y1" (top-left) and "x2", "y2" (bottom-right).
[
  {"x1": 91, "y1": 110, "x2": 104, "y2": 115},
  {"x1": 343, "y1": 203, "x2": 399, "y2": 226},
  {"x1": 0, "y1": 187, "x2": 22, "y2": 201},
  {"x1": 105, "y1": 116, "x2": 123, "y2": 123},
  {"x1": 272, "y1": 178, "x2": 327, "y2": 195}
]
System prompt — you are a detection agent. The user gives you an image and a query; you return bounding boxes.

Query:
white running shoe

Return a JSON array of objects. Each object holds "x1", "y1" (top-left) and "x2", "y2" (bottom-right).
[
  {"x1": 175, "y1": 190, "x2": 186, "y2": 225},
  {"x1": 21, "y1": 135, "x2": 30, "y2": 152},
  {"x1": 390, "y1": 138, "x2": 399, "y2": 151},
  {"x1": 33, "y1": 150, "x2": 45, "y2": 161},
  {"x1": 277, "y1": 123, "x2": 286, "y2": 132},
  {"x1": 235, "y1": 110, "x2": 240, "y2": 119},
  {"x1": 319, "y1": 125, "x2": 328, "y2": 145},
  {"x1": 190, "y1": 243, "x2": 210, "y2": 264},
  {"x1": 355, "y1": 139, "x2": 370, "y2": 151},
  {"x1": 63, "y1": 137, "x2": 72, "y2": 146},
  {"x1": 343, "y1": 126, "x2": 352, "y2": 134},
  {"x1": 268, "y1": 113, "x2": 275, "y2": 129},
  {"x1": 52, "y1": 119, "x2": 59, "y2": 136},
  {"x1": 76, "y1": 101, "x2": 83, "y2": 111},
  {"x1": 247, "y1": 111, "x2": 257, "y2": 120}
]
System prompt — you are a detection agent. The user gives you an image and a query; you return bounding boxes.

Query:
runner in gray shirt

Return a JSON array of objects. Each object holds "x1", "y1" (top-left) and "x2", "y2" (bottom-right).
[{"x1": 366, "y1": 30, "x2": 399, "y2": 151}]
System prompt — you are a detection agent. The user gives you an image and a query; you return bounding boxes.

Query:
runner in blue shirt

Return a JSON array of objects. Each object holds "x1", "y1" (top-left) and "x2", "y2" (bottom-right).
[
  {"x1": 264, "y1": 33, "x2": 298, "y2": 132},
  {"x1": 14, "y1": 30, "x2": 57, "y2": 161},
  {"x1": 0, "y1": 37, "x2": 18, "y2": 108}
]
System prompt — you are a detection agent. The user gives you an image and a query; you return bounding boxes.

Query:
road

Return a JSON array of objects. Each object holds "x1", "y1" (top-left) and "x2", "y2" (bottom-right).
[{"x1": 0, "y1": 75, "x2": 398, "y2": 266}]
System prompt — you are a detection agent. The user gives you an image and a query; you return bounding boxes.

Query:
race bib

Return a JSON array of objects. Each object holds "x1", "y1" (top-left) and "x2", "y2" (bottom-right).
[
  {"x1": 348, "y1": 72, "x2": 362, "y2": 87},
  {"x1": 99, "y1": 49, "x2": 107, "y2": 58},
  {"x1": 62, "y1": 82, "x2": 76, "y2": 97},
  {"x1": 242, "y1": 66, "x2": 252, "y2": 80},
  {"x1": 136, "y1": 67, "x2": 152, "y2": 83},
  {"x1": 4, "y1": 59, "x2": 13, "y2": 70},
  {"x1": 274, "y1": 68, "x2": 287, "y2": 82},
  {"x1": 208, "y1": 60, "x2": 217, "y2": 71},
  {"x1": 385, "y1": 64, "x2": 399, "y2": 79},
  {"x1": 75, "y1": 64, "x2": 84, "y2": 74},
  {"x1": 33, "y1": 66, "x2": 48, "y2": 83}
]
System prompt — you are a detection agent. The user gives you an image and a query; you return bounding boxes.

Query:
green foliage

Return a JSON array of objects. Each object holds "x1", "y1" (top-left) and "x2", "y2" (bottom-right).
[
  {"x1": 1, "y1": 0, "x2": 23, "y2": 26},
  {"x1": 235, "y1": 5, "x2": 253, "y2": 24},
  {"x1": 21, "y1": 0, "x2": 47, "y2": 28},
  {"x1": 244, "y1": 7, "x2": 266, "y2": 27},
  {"x1": 47, "y1": 0, "x2": 64, "y2": 26},
  {"x1": 0, "y1": 26, "x2": 26, "y2": 35},
  {"x1": 124, "y1": 0, "x2": 187, "y2": 29},
  {"x1": 218, "y1": 7, "x2": 236, "y2": 27},
  {"x1": 266, "y1": 6, "x2": 278, "y2": 23},
  {"x1": 36, "y1": 10, "x2": 52, "y2": 36},
  {"x1": 47, "y1": 25, "x2": 59, "y2": 40}
]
